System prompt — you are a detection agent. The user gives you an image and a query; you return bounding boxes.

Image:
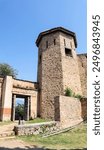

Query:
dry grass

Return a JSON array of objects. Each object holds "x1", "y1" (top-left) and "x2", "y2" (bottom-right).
[{"x1": 19, "y1": 123, "x2": 87, "y2": 149}]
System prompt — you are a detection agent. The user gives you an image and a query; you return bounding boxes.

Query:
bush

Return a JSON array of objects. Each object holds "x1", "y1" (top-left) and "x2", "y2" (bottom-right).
[
  {"x1": 74, "y1": 94, "x2": 83, "y2": 99},
  {"x1": 65, "y1": 88, "x2": 73, "y2": 97},
  {"x1": 65, "y1": 87, "x2": 83, "y2": 99}
]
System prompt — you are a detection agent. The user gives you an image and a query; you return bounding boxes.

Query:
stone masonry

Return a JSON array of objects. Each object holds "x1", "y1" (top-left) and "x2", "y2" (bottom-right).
[
  {"x1": 36, "y1": 27, "x2": 87, "y2": 120},
  {"x1": 54, "y1": 96, "x2": 87, "y2": 128}
]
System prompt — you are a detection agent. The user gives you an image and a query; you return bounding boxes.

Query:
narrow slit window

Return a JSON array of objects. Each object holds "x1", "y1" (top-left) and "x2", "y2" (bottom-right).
[
  {"x1": 82, "y1": 62, "x2": 83, "y2": 67},
  {"x1": 39, "y1": 55, "x2": 41, "y2": 63},
  {"x1": 65, "y1": 48, "x2": 72, "y2": 57},
  {"x1": 54, "y1": 39, "x2": 56, "y2": 45},
  {"x1": 64, "y1": 39, "x2": 66, "y2": 46},
  {"x1": 46, "y1": 41, "x2": 48, "y2": 48},
  {"x1": 70, "y1": 42, "x2": 72, "y2": 49}
]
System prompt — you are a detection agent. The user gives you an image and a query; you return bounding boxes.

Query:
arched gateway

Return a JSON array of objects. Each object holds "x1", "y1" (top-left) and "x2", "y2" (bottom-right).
[{"x1": 0, "y1": 76, "x2": 38, "y2": 121}]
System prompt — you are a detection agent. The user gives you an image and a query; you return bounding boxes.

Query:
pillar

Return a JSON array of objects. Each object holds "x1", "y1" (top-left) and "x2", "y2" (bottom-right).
[
  {"x1": 1, "y1": 76, "x2": 13, "y2": 121},
  {"x1": 24, "y1": 96, "x2": 30, "y2": 121},
  {"x1": 11, "y1": 94, "x2": 16, "y2": 121}
]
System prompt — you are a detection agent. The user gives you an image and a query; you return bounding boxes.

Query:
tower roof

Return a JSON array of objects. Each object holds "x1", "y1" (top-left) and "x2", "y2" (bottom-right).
[{"x1": 36, "y1": 27, "x2": 77, "y2": 48}]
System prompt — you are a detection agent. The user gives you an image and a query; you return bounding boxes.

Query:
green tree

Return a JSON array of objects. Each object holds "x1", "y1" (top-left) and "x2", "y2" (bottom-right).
[
  {"x1": 0, "y1": 63, "x2": 18, "y2": 78},
  {"x1": 15, "y1": 103, "x2": 24, "y2": 120}
]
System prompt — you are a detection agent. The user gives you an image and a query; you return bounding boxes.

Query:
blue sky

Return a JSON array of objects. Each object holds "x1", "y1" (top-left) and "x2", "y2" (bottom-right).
[{"x1": 0, "y1": 0, "x2": 87, "y2": 81}]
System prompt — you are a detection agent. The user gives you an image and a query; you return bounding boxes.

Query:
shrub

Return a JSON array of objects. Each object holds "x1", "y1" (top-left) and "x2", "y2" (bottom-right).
[
  {"x1": 65, "y1": 87, "x2": 83, "y2": 99},
  {"x1": 65, "y1": 88, "x2": 73, "y2": 97},
  {"x1": 74, "y1": 94, "x2": 83, "y2": 99}
]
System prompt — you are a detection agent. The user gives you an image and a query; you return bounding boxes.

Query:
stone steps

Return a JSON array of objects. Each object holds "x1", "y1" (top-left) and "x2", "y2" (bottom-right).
[{"x1": 0, "y1": 131, "x2": 15, "y2": 138}]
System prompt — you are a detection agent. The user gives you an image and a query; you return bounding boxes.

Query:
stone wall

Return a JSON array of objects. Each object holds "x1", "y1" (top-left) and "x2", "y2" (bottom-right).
[
  {"x1": 13, "y1": 79, "x2": 38, "y2": 90},
  {"x1": 81, "y1": 98, "x2": 87, "y2": 121},
  {"x1": 14, "y1": 121, "x2": 57, "y2": 136},
  {"x1": 77, "y1": 54, "x2": 87, "y2": 97},
  {"x1": 54, "y1": 96, "x2": 87, "y2": 128},
  {"x1": 60, "y1": 32, "x2": 82, "y2": 95},
  {"x1": 37, "y1": 32, "x2": 64, "y2": 119}
]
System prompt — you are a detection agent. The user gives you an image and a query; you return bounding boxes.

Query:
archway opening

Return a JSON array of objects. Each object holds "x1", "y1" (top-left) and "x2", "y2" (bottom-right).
[
  {"x1": 11, "y1": 94, "x2": 31, "y2": 121},
  {"x1": 15, "y1": 98, "x2": 25, "y2": 120}
]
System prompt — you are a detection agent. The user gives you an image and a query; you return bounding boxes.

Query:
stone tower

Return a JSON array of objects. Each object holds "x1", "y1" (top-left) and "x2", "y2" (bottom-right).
[{"x1": 36, "y1": 27, "x2": 82, "y2": 119}]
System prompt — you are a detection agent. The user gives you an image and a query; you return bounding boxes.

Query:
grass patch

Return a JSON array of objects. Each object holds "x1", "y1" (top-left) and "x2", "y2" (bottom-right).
[
  {"x1": 18, "y1": 123, "x2": 87, "y2": 149},
  {"x1": 26, "y1": 118, "x2": 51, "y2": 124},
  {"x1": 0, "y1": 118, "x2": 50, "y2": 126},
  {"x1": 0, "y1": 121, "x2": 12, "y2": 126}
]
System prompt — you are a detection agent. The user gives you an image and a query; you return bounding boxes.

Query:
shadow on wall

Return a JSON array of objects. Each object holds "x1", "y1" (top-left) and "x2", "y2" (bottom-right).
[
  {"x1": 54, "y1": 96, "x2": 60, "y2": 121},
  {"x1": 0, "y1": 147, "x2": 87, "y2": 150},
  {"x1": 81, "y1": 98, "x2": 87, "y2": 121}
]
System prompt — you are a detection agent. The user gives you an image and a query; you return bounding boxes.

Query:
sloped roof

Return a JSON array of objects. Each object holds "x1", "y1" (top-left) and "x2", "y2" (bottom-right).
[{"x1": 36, "y1": 27, "x2": 77, "y2": 48}]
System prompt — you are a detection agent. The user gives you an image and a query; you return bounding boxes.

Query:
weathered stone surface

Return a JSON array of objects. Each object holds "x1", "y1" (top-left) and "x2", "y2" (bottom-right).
[
  {"x1": 60, "y1": 32, "x2": 82, "y2": 95},
  {"x1": 14, "y1": 121, "x2": 57, "y2": 136},
  {"x1": 37, "y1": 27, "x2": 86, "y2": 120},
  {"x1": 77, "y1": 54, "x2": 87, "y2": 97},
  {"x1": 37, "y1": 32, "x2": 64, "y2": 119},
  {"x1": 80, "y1": 98, "x2": 87, "y2": 121},
  {"x1": 54, "y1": 96, "x2": 87, "y2": 128}
]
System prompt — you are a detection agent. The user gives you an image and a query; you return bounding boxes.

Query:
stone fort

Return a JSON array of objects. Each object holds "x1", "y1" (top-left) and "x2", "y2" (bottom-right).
[{"x1": 0, "y1": 27, "x2": 87, "y2": 127}]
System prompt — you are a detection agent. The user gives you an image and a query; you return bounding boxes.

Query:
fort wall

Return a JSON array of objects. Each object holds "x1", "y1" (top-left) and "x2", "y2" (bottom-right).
[
  {"x1": 60, "y1": 32, "x2": 82, "y2": 95},
  {"x1": 77, "y1": 54, "x2": 87, "y2": 97},
  {"x1": 54, "y1": 96, "x2": 87, "y2": 128}
]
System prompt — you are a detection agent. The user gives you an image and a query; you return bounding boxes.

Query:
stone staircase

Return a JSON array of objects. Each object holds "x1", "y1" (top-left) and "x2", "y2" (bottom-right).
[
  {"x1": 0, "y1": 122, "x2": 17, "y2": 138},
  {"x1": 0, "y1": 131, "x2": 15, "y2": 138}
]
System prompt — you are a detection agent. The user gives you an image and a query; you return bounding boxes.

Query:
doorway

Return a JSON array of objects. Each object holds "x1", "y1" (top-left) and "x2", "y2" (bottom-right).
[
  {"x1": 15, "y1": 98, "x2": 25, "y2": 120},
  {"x1": 11, "y1": 94, "x2": 31, "y2": 121}
]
